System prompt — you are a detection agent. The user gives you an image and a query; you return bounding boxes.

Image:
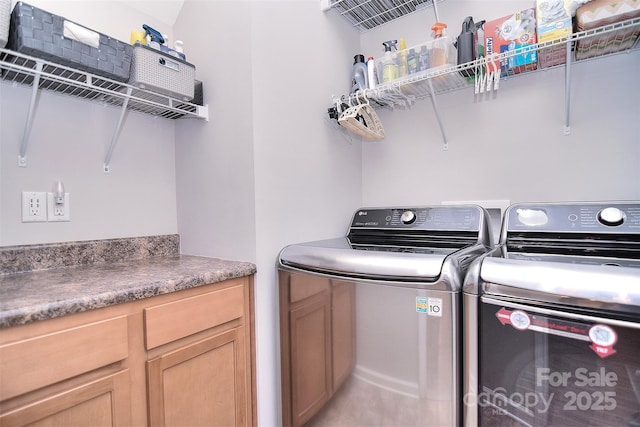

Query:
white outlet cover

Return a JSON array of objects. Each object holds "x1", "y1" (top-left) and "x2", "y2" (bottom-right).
[
  {"x1": 22, "y1": 191, "x2": 48, "y2": 222},
  {"x1": 47, "y1": 192, "x2": 71, "y2": 222}
]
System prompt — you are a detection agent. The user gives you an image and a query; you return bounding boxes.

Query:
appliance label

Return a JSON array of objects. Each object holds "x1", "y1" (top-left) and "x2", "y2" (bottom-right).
[
  {"x1": 588, "y1": 324, "x2": 618, "y2": 358},
  {"x1": 495, "y1": 307, "x2": 618, "y2": 358},
  {"x1": 416, "y1": 297, "x2": 442, "y2": 316}
]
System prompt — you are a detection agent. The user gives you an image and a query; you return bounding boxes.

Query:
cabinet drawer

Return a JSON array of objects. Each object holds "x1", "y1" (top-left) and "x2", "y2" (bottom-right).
[
  {"x1": 0, "y1": 369, "x2": 131, "y2": 427},
  {"x1": 144, "y1": 283, "x2": 245, "y2": 350},
  {"x1": 0, "y1": 316, "x2": 129, "y2": 401}
]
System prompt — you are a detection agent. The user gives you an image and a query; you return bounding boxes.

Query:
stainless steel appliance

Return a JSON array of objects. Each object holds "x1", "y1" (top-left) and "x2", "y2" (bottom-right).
[
  {"x1": 463, "y1": 201, "x2": 640, "y2": 427},
  {"x1": 278, "y1": 205, "x2": 493, "y2": 427}
]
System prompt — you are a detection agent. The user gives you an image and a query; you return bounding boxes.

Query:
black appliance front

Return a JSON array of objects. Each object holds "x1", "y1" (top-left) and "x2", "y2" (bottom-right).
[{"x1": 478, "y1": 297, "x2": 640, "y2": 427}]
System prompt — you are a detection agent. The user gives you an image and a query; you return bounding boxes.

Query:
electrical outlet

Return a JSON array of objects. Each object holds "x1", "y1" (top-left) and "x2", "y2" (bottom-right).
[
  {"x1": 22, "y1": 192, "x2": 48, "y2": 222},
  {"x1": 47, "y1": 192, "x2": 70, "y2": 222}
]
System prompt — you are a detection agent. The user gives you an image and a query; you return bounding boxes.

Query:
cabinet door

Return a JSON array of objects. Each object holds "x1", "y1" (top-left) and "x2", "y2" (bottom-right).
[
  {"x1": 289, "y1": 292, "x2": 332, "y2": 427},
  {"x1": 331, "y1": 281, "x2": 356, "y2": 391},
  {"x1": 147, "y1": 327, "x2": 247, "y2": 427},
  {"x1": 0, "y1": 370, "x2": 131, "y2": 427}
]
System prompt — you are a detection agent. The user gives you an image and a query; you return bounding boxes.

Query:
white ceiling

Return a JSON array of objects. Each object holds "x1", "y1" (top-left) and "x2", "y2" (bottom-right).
[{"x1": 114, "y1": 0, "x2": 185, "y2": 26}]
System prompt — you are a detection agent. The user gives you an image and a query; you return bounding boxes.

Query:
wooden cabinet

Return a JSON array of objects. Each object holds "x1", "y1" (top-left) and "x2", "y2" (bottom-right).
[
  {"x1": 145, "y1": 282, "x2": 252, "y2": 427},
  {"x1": 147, "y1": 328, "x2": 248, "y2": 426},
  {"x1": 0, "y1": 316, "x2": 131, "y2": 427},
  {"x1": 0, "y1": 276, "x2": 255, "y2": 427},
  {"x1": 330, "y1": 281, "x2": 356, "y2": 392},
  {"x1": 289, "y1": 289, "x2": 332, "y2": 426},
  {"x1": 279, "y1": 271, "x2": 355, "y2": 427},
  {"x1": 0, "y1": 370, "x2": 131, "y2": 427}
]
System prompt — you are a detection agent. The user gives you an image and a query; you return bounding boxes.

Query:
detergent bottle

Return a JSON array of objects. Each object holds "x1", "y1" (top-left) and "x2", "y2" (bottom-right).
[
  {"x1": 406, "y1": 48, "x2": 418, "y2": 74},
  {"x1": 350, "y1": 54, "x2": 369, "y2": 93},
  {"x1": 430, "y1": 22, "x2": 448, "y2": 69},
  {"x1": 417, "y1": 45, "x2": 430, "y2": 72},
  {"x1": 398, "y1": 38, "x2": 408, "y2": 77},
  {"x1": 367, "y1": 56, "x2": 378, "y2": 89},
  {"x1": 455, "y1": 16, "x2": 485, "y2": 77},
  {"x1": 381, "y1": 40, "x2": 398, "y2": 83}
]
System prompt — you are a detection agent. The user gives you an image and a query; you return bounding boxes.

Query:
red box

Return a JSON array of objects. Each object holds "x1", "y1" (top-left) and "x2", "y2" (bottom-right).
[{"x1": 484, "y1": 8, "x2": 538, "y2": 75}]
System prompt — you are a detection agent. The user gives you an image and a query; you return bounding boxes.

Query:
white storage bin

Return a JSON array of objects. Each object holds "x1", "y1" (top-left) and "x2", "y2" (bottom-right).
[{"x1": 129, "y1": 44, "x2": 195, "y2": 101}]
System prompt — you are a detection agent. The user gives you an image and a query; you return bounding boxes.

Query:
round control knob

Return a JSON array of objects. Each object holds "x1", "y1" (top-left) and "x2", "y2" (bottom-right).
[
  {"x1": 598, "y1": 207, "x2": 625, "y2": 226},
  {"x1": 516, "y1": 209, "x2": 548, "y2": 226},
  {"x1": 401, "y1": 210, "x2": 416, "y2": 224}
]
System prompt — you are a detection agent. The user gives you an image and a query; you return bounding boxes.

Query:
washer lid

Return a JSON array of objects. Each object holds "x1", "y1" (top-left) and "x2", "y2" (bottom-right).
[
  {"x1": 479, "y1": 257, "x2": 640, "y2": 313},
  {"x1": 279, "y1": 238, "x2": 452, "y2": 281}
]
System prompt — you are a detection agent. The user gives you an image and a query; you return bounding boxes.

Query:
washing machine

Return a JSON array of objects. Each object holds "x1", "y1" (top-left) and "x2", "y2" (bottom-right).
[
  {"x1": 278, "y1": 205, "x2": 493, "y2": 426},
  {"x1": 463, "y1": 201, "x2": 640, "y2": 426}
]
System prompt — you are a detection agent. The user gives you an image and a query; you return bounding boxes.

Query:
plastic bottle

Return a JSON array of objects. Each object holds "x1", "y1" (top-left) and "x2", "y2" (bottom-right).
[
  {"x1": 143, "y1": 24, "x2": 164, "y2": 51},
  {"x1": 456, "y1": 16, "x2": 481, "y2": 77},
  {"x1": 367, "y1": 57, "x2": 378, "y2": 89},
  {"x1": 407, "y1": 48, "x2": 418, "y2": 74},
  {"x1": 430, "y1": 22, "x2": 448, "y2": 69},
  {"x1": 398, "y1": 38, "x2": 408, "y2": 77},
  {"x1": 173, "y1": 40, "x2": 186, "y2": 60},
  {"x1": 381, "y1": 40, "x2": 398, "y2": 83},
  {"x1": 417, "y1": 45, "x2": 430, "y2": 72},
  {"x1": 350, "y1": 54, "x2": 369, "y2": 94}
]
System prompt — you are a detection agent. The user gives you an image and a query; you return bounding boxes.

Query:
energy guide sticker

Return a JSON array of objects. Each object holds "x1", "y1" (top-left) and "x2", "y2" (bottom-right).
[
  {"x1": 416, "y1": 297, "x2": 428, "y2": 313},
  {"x1": 416, "y1": 297, "x2": 443, "y2": 317}
]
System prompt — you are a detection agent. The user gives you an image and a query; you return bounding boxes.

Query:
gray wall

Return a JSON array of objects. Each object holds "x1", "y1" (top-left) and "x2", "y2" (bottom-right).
[
  {"x1": 173, "y1": 2, "x2": 362, "y2": 425},
  {"x1": 1, "y1": 0, "x2": 180, "y2": 246},
  {"x1": 358, "y1": 1, "x2": 640, "y2": 207}
]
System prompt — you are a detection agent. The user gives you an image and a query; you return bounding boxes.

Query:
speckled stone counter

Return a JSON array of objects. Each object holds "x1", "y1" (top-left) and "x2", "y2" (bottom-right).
[{"x1": 0, "y1": 236, "x2": 256, "y2": 328}]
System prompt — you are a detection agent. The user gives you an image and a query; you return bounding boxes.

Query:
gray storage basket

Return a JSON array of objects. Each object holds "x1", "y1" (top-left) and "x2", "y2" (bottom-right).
[
  {"x1": 0, "y1": 0, "x2": 9, "y2": 48},
  {"x1": 7, "y1": 2, "x2": 132, "y2": 82},
  {"x1": 129, "y1": 44, "x2": 195, "y2": 101}
]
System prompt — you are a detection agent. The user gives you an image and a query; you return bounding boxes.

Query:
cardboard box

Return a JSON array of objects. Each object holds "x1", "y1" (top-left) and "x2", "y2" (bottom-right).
[
  {"x1": 536, "y1": 0, "x2": 573, "y2": 67},
  {"x1": 485, "y1": 8, "x2": 538, "y2": 75}
]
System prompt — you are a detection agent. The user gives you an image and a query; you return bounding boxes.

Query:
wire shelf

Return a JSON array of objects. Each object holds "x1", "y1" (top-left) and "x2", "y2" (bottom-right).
[
  {"x1": 329, "y1": 17, "x2": 639, "y2": 148},
  {"x1": 0, "y1": 48, "x2": 207, "y2": 120},
  {"x1": 329, "y1": 0, "x2": 444, "y2": 31},
  {"x1": 337, "y1": 17, "x2": 640, "y2": 108}
]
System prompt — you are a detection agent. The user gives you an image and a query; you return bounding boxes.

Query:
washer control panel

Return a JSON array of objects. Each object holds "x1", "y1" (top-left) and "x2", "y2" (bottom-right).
[
  {"x1": 350, "y1": 206, "x2": 484, "y2": 231},
  {"x1": 507, "y1": 202, "x2": 640, "y2": 232}
]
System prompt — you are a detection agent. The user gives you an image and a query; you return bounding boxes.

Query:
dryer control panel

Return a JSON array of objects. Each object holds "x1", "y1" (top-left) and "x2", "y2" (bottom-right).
[
  {"x1": 350, "y1": 206, "x2": 484, "y2": 231},
  {"x1": 507, "y1": 202, "x2": 640, "y2": 233}
]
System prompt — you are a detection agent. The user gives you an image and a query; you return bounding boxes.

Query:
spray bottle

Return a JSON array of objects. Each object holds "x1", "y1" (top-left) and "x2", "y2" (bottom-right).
[
  {"x1": 142, "y1": 24, "x2": 164, "y2": 50},
  {"x1": 381, "y1": 40, "x2": 398, "y2": 83},
  {"x1": 430, "y1": 22, "x2": 448, "y2": 69}
]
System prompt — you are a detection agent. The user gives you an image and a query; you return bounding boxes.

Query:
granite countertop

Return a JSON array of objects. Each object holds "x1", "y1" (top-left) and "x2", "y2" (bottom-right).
[{"x1": 0, "y1": 236, "x2": 256, "y2": 328}]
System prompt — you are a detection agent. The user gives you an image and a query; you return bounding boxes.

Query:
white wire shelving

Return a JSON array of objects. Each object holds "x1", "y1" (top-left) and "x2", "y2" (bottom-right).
[
  {"x1": 0, "y1": 48, "x2": 208, "y2": 173},
  {"x1": 325, "y1": 0, "x2": 445, "y2": 31},
  {"x1": 331, "y1": 17, "x2": 640, "y2": 149}
]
